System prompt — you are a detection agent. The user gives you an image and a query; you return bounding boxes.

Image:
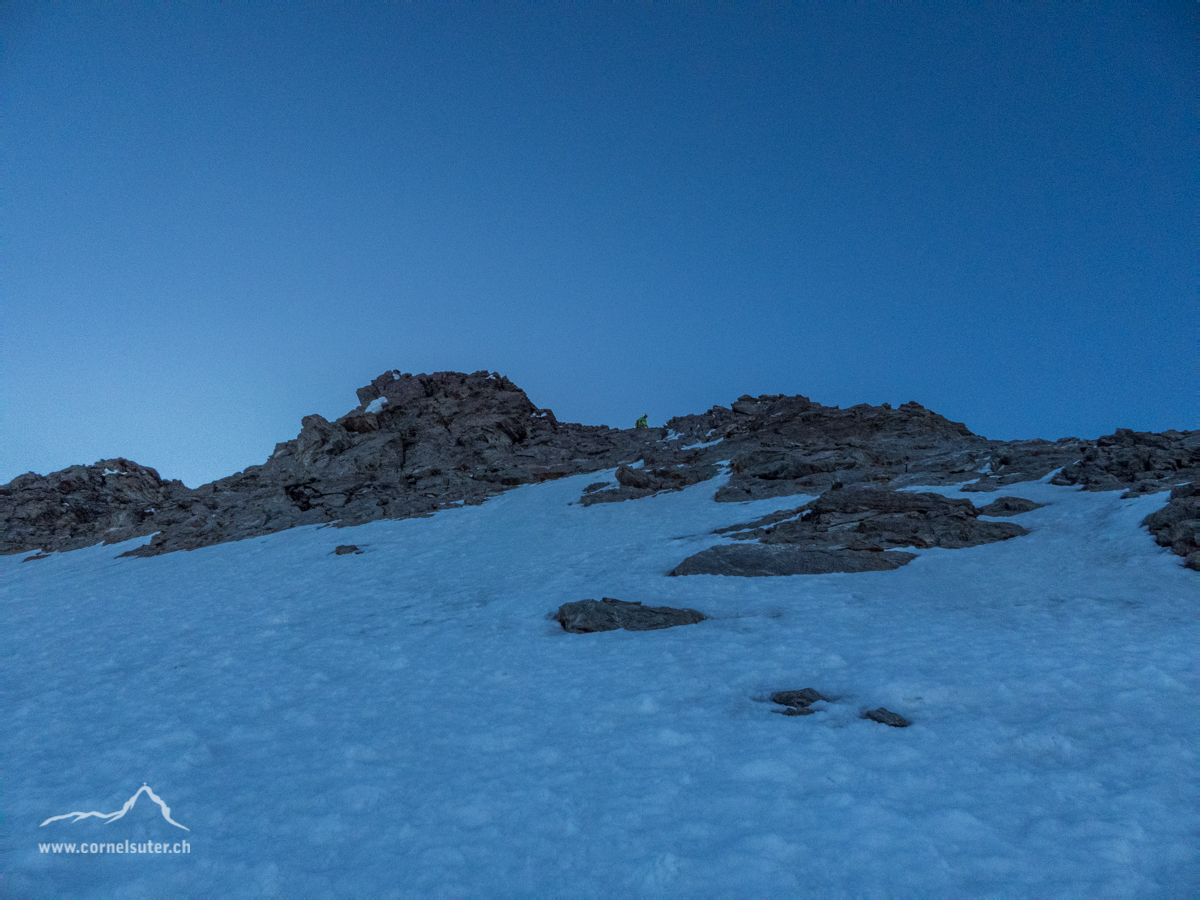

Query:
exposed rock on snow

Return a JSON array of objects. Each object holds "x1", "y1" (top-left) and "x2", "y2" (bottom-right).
[
  {"x1": 862, "y1": 708, "x2": 911, "y2": 727},
  {"x1": 670, "y1": 544, "x2": 917, "y2": 577},
  {"x1": 2, "y1": 370, "x2": 1195, "y2": 560},
  {"x1": 333, "y1": 545, "x2": 362, "y2": 555},
  {"x1": 770, "y1": 489, "x2": 1028, "y2": 550},
  {"x1": 977, "y1": 496, "x2": 1045, "y2": 516},
  {"x1": 553, "y1": 598, "x2": 707, "y2": 633},
  {"x1": 770, "y1": 688, "x2": 829, "y2": 716},
  {"x1": 771, "y1": 688, "x2": 829, "y2": 707},
  {"x1": 1142, "y1": 482, "x2": 1199, "y2": 570},
  {"x1": 672, "y1": 487, "x2": 1027, "y2": 577},
  {"x1": 578, "y1": 462, "x2": 717, "y2": 506}
]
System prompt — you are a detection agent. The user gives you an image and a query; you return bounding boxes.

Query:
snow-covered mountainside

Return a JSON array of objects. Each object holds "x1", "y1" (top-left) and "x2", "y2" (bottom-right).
[{"x1": 3, "y1": 373, "x2": 1197, "y2": 896}]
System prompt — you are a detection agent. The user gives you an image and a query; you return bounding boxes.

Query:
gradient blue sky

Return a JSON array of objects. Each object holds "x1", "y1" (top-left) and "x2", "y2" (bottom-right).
[{"x1": 4, "y1": 2, "x2": 1196, "y2": 487}]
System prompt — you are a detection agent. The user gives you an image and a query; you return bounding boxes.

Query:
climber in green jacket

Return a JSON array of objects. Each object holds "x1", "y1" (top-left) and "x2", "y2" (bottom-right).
[{"x1": 635, "y1": 414, "x2": 649, "y2": 430}]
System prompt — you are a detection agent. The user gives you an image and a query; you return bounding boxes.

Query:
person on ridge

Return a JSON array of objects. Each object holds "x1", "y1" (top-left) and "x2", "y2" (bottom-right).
[{"x1": 635, "y1": 414, "x2": 649, "y2": 429}]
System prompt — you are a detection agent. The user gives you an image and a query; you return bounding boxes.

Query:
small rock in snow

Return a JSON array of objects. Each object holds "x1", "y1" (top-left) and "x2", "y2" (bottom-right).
[
  {"x1": 862, "y1": 708, "x2": 910, "y2": 727},
  {"x1": 553, "y1": 598, "x2": 706, "y2": 633},
  {"x1": 771, "y1": 688, "x2": 828, "y2": 709}
]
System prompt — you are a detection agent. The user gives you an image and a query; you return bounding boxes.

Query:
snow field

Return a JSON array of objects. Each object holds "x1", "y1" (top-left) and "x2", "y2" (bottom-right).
[{"x1": 3, "y1": 470, "x2": 1196, "y2": 896}]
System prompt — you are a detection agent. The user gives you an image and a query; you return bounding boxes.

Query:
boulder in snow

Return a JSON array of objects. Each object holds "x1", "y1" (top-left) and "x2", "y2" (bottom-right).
[
  {"x1": 553, "y1": 598, "x2": 706, "y2": 633},
  {"x1": 977, "y1": 496, "x2": 1044, "y2": 516},
  {"x1": 670, "y1": 544, "x2": 916, "y2": 577}
]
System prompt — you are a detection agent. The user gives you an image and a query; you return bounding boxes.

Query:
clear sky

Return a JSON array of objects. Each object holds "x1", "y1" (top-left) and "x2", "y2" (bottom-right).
[{"x1": 3, "y1": 2, "x2": 1196, "y2": 487}]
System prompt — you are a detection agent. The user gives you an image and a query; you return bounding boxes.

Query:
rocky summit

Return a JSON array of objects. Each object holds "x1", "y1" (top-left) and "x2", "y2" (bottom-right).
[{"x1": 2, "y1": 369, "x2": 1197, "y2": 569}]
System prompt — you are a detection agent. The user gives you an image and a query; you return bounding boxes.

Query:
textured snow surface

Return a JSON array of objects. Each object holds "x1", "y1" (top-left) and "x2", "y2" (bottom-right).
[{"x1": 4, "y1": 471, "x2": 1197, "y2": 897}]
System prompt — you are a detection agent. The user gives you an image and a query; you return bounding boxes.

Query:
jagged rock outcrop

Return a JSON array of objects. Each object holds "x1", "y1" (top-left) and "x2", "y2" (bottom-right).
[
  {"x1": 1050, "y1": 429, "x2": 1200, "y2": 495},
  {"x1": 2, "y1": 371, "x2": 664, "y2": 557},
  {"x1": 2, "y1": 369, "x2": 1195, "y2": 561},
  {"x1": 1142, "y1": 482, "x2": 1199, "y2": 570},
  {"x1": 1, "y1": 459, "x2": 191, "y2": 555},
  {"x1": 552, "y1": 598, "x2": 706, "y2": 633}
]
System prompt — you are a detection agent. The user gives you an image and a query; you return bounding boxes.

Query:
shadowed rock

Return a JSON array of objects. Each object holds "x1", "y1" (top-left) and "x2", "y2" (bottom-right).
[
  {"x1": 0, "y1": 458, "x2": 190, "y2": 555},
  {"x1": 553, "y1": 598, "x2": 706, "y2": 633},
  {"x1": 578, "y1": 463, "x2": 717, "y2": 506},
  {"x1": 4, "y1": 371, "x2": 671, "y2": 558},
  {"x1": 333, "y1": 545, "x2": 362, "y2": 555},
  {"x1": 1142, "y1": 482, "x2": 1199, "y2": 570},
  {"x1": 977, "y1": 496, "x2": 1044, "y2": 516},
  {"x1": 1051, "y1": 429, "x2": 1199, "y2": 494},
  {"x1": 862, "y1": 708, "x2": 910, "y2": 727},
  {"x1": 776, "y1": 489, "x2": 1028, "y2": 550},
  {"x1": 678, "y1": 487, "x2": 1028, "y2": 579},
  {"x1": 670, "y1": 544, "x2": 916, "y2": 577}
]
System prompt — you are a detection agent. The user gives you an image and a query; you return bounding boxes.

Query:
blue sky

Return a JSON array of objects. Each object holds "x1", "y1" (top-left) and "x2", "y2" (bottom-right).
[{"x1": 3, "y1": 2, "x2": 1195, "y2": 487}]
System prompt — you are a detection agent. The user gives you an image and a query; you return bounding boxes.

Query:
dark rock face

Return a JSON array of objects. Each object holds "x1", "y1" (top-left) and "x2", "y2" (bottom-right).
[
  {"x1": 1142, "y1": 482, "x2": 1199, "y2": 570},
  {"x1": 977, "y1": 497, "x2": 1044, "y2": 516},
  {"x1": 670, "y1": 544, "x2": 917, "y2": 577},
  {"x1": 333, "y1": 545, "x2": 362, "y2": 555},
  {"x1": 0, "y1": 459, "x2": 191, "y2": 555},
  {"x1": 553, "y1": 598, "x2": 706, "y2": 633},
  {"x1": 2, "y1": 369, "x2": 1194, "y2": 560},
  {"x1": 1051, "y1": 429, "x2": 1200, "y2": 494},
  {"x1": 862, "y1": 708, "x2": 910, "y2": 727}
]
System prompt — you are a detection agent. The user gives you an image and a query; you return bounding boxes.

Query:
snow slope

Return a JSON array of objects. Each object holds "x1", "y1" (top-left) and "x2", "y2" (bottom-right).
[{"x1": 4, "y1": 470, "x2": 1196, "y2": 896}]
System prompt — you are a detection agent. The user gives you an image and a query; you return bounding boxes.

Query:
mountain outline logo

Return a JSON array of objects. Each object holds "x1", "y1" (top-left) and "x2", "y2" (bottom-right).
[{"x1": 40, "y1": 783, "x2": 190, "y2": 831}]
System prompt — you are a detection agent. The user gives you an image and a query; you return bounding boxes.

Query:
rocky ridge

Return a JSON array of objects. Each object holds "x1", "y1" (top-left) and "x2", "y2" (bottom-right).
[{"x1": 3, "y1": 370, "x2": 1197, "y2": 568}]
